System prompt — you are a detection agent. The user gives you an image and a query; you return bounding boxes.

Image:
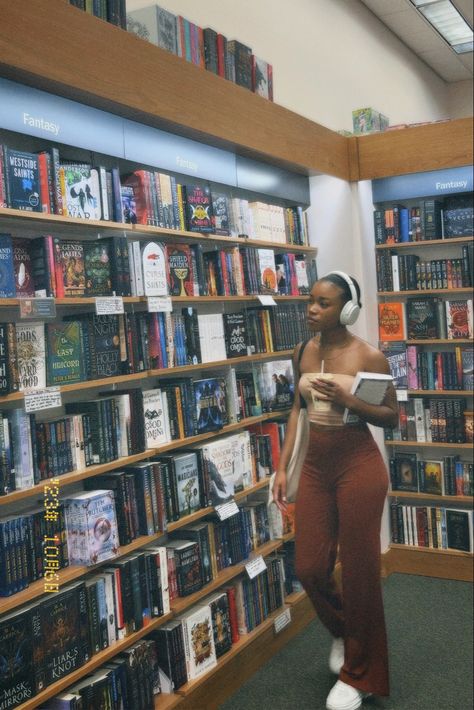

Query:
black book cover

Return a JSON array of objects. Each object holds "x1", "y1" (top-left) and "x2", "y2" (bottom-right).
[
  {"x1": 182, "y1": 307, "x2": 202, "y2": 364},
  {"x1": 5, "y1": 148, "x2": 41, "y2": 212},
  {"x1": 0, "y1": 606, "x2": 38, "y2": 707},
  {"x1": 223, "y1": 312, "x2": 248, "y2": 358},
  {"x1": 406, "y1": 298, "x2": 438, "y2": 340},
  {"x1": 183, "y1": 184, "x2": 213, "y2": 233},
  {"x1": 208, "y1": 591, "x2": 232, "y2": 657},
  {"x1": 193, "y1": 377, "x2": 226, "y2": 434},
  {"x1": 446, "y1": 509, "x2": 472, "y2": 551}
]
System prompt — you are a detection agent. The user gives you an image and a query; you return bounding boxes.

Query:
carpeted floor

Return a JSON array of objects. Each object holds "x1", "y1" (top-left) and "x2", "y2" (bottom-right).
[{"x1": 218, "y1": 573, "x2": 473, "y2": 710}]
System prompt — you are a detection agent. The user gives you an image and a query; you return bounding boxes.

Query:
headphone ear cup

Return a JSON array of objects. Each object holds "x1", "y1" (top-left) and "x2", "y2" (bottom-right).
[{"x1": 340, "y1": 302, "x2": 360, "y2": 326}]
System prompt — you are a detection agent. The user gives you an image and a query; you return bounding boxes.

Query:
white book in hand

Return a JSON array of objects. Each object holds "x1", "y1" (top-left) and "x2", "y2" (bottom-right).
[{"x1": 343, "y1": 371, "x2": 393, "y2": 424}]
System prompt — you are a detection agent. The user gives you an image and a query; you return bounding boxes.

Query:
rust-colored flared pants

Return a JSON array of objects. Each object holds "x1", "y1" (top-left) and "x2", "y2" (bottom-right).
[{"x1": 295, "y1": 425, "x2": 390, "y2": 697}]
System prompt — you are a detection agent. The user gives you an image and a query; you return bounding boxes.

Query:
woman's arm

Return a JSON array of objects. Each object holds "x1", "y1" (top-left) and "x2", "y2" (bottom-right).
[
  {"x1": 311, "y1": 350, "x2": 399, "y2": 428},
  {"x1": 272, "y1": 345, "x2": 303, "y2": 511}
]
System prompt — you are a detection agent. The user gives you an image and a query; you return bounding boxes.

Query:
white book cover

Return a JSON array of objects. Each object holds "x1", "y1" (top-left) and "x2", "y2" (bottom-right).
[
  {"x1": 295, "y1": 257, "x2": 310, "y2": 290},
  {"x1": 343, "y1": 371, "x2": 393, "y2": 424},
  {"x1": 102, "y1": 571, "x2": 117, "y2": 645},
  {"x1": 142, "y1": 388, "x2": 169, "y2": 447},
  {"x1": 15, "y1": 321, "x2": 46, "y2": 390},
  {"x1": 257, "y1": 248, "x2": 278, "y2": 293},
  {"x1": 141, "y1": 241, "x2": 168, "y2": 296},
  {"x1": 8, "y1": 409, "x2": 34, "y2": 489},
  {"x1": 202, "y1": 436, "x2": 236, "y2": 506},
  {"x1": 131, "y1": 240, "x2": 145, "y2": 295},
  {"x1": 114, "y1": 393, "x2": 131, "y2": 458},
  {"x1": 391, "y1": 254, "x2": 400, "y2": 291},
  {"x1": 62, "y1": 164, "x2": 102, "y2": 220},
  {"x1": 178, "y1": 604, "x2": 217, "y2": 680},
  {"x1": 413, "y1": 398, "x2": 426, "y2": 442}
]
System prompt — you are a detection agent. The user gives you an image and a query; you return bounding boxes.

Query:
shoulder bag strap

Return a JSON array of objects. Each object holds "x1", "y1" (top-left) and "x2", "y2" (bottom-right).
[{"x1": 296, "y1": 339, "x2": 310, "y2": 409}]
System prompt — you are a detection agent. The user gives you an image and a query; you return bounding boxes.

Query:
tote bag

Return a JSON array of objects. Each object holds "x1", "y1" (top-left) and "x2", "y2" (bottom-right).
[{"x1": 270, "y1": 339, "x2": 310, "y2": 504}]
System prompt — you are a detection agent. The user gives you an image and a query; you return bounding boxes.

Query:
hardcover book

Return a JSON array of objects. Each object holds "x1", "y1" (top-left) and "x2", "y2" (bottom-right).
[
  {"x1": 193, "y1": 377, "x2": 226, "y2": 434},
  {"x1": 199, "y1": 436, "x2": 236, "y2": 506},
  {"x1": 4, "y1": 148, "x2": 41, "y2": 212},
  {"x1": 0, "y1": 606, "x2": 37, "y2": 708},
  {"x1": 206, "y1": 591, "x2": 233, "y2": 657},
  {"x1": 53, "y1": 239, "x2": 86, "y2": 297},
  {"x1": 166, "y1": 244, "x2": 194, "y2": 296},
  {"x1": 173, "y1": 451, "x2": 201, "y2": 517},
  {"x1": 257, "y1": 249, "x2": 278, "y2": 293},
  {"x1": 178, "y1": 604, "x2": 217, "y2": 679},
  {"x1": 12, "y1": 238, "x2": 35, "y2": 296},
  {"x1": 183, "y1": 184, "x2": 213, "y2": 233},
  {"x1": 406, "y1": 298, "x2": 438, "y2": 340},
  {"x1": 256, "y1": 359, "x2": 294, "y2": 411},
  {"x1": 15, "y1": 321, "x2": 46, "y2": 390},
  {"x1": 211, "y1": 191, "x2": 230, "y2": 235},
  {"x1": 141, "y1": 241, "x2": 168, "y2": 296},
  {"x1": 88, "y1": 314, "x2": 122, "y2": 379},
  {"x1": 343, "y1": 371, "x2": 393, "y2": 424},
  {"x1": 0, "y1": 233, "x2": 16, "y2": 298},
  {"x1": 446, "y1": 300, "x2": 473, "y2": 339},
  {"x1": 84, "y1": 241, "x2": 112, "y2": 296},
  {"x1": 252, "y1": 56, "x2": 271, "y2": 98},
  {"x1": 63, "y1": 490, "x2": 120, "y2": 566},
  {"x1": 223, "y1": 312, "x2": 249, "y2": 358},
  {"x1": 446, "y1": 508, "x2": 473, "y2": 552},
  {"x1": 378, "y1": 302, "x2": 406, "y2": 341},
  {"x1": 421, "y1": 460, "x2": 444, "y2": 496},
  {"x1": 46, "y1": 320, "x2": 84, "y2": 386},
  {"x1": 392, "y1": 453, "x2": 419, "y2": 492},
  {"x1": 127, "y1": 5, "x2": 178, "y2": 54},
  {"x1": 380, "y1": 342, "x2": 407, "y2": 389},
  {"x1": 142, "y1": 388, "x2": 169, "y2": 448},
  {"x1": 121, "y1": 185, "x2": 137, "y2": 224},
  {"x1": 61, "y1": 163, "x2": 102, "y2": 220}
]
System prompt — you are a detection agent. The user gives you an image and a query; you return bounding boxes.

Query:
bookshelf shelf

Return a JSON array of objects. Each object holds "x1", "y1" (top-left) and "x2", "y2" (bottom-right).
[
  {"x1": 385, "y1": 544, "x2": 473, "y2": 581},
  {"x1": 390, "y1": 543, "x2": 472, "y2": 557},
  {"x1": 408, "y1": 390, "x2": 473, "y2": 396},
  {"x1": 0, "y1": 410, "x2": 289, "y2": 507},
  {"x1": 0, "y1": 479, "x2": 272, "y2": 617},
  {"x1": 14, "y1": 536, "x2": 291, "y2": 710},
  {"x1": 385, "y1": 441, "x2": 473, "y2": 449},
  {"x1": 375, "y1": 236, "x2": 474, "y2": 250},
  {"x1": 377, "y1": 287, "x2": 473, "y2": 297},
  {"x1": 388, "y1": 491, "x2": 473, "y2": 505},
  {"x1": 0, "y1": 350, "x2": 295, "y2": 403},
  {"x1": 0, "y1": 206, "x2": 318, "y2": 255},
  {"x1": 406, "y1": 338, "x2": 473, "y2": 345}
]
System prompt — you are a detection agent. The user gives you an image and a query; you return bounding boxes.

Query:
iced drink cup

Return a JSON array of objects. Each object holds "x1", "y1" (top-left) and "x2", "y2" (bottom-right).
[{"x1": 310, "y1": 373, "x2": 334, "y2": 411}]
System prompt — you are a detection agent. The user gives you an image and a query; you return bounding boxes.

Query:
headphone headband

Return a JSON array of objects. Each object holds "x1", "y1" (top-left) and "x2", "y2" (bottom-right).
[{"x1": 325, "y1": 270, "x2": 358, "y2": 305}]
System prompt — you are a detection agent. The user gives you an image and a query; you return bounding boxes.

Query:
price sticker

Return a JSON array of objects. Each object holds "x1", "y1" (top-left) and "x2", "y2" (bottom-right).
[
  {"x1": 396, "y1": 389, "x2": 408, "y2": 402},
  {"x1": 215, "y1": 500, "x2": 240, "y2": 521},
  {"x1": 257, "y1": 295, "x2": 277, "y2": 306},
  {"x1": 147, "y1": 296, "x2": 173, "y2": 313},
  {"x1": 24, "y1": 387, "x2": 62, "y2": 413},
  {"x1": 245, "y1": 555, "x2": 267, "y2": 579},
  {"x1": 95, "y1": 296, "x2": 124, "y2": 315},
  {"x1": 274, "y1": 607, "x2": 292, "y2": 634},
  {"x1": 19, "y1": 298, "x2": 56, "y2": 319}
]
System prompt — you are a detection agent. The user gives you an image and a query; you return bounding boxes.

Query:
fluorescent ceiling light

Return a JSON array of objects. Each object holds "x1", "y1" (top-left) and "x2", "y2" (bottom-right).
[{"x1": 410, "y1": 0, "x2": 473, "y2": 53}]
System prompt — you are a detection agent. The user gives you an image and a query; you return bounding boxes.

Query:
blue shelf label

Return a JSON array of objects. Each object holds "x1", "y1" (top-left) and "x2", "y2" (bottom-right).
[{"x1": 372, "y1": 165, "x2": 473, "y2": 203}]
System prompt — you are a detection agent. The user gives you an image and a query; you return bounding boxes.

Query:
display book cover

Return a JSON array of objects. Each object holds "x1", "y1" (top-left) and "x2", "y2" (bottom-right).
[
  {"x1": 445, "y1": 508, "x2": 473, "y2": 552},
  {"x1": 223, "y1": 312, "x2": 249, "y2": 358},
  {"x1": 166, "y1": 243, "x2": 194, "y2": 296},
  {"x1": 12, "y1": 238, "x2": 35, "y2": 297},
  {"x1": 172, "y1": 451, "x2": 201, "y2": 517},
  {"x1": 142, "y1": 387, "x2": 169, "y2": 448},
  {"x1": 46, "y1": 320, "x2": 84, "y2": 386},
  {"x1": 4, "y1": 148, "x2": 41, "y2": 212},
  {"x1": 378, "y1": 302, "x2": 406, "y2": 341},
  {"x1": 15, "y1": 320, "x2": 46, "y2": 391},
  {"x1": 177, "y1": 603, "x2": 217, "y2": 679},
  {"x1": 198, "y1": 436, "x2": 236, "y2": 506},
  {"x1": 193, "y1": 377, "x2": 227, "y2": 434},
  {"x1": 342, "y1": 371, "x2": 393, "y2": 424},
  {"x1": 183, "y1": 183, "x2": 213, "y2": 233},
  {"x1": 60, "y1": 162, "x2": 102, "y2": 220},
  {"x1": 0, "y1": 233, "x2": 16, "y2": 298},
  {"x1": 63, "y1": 490, "x2": 120, "y2": 566}
]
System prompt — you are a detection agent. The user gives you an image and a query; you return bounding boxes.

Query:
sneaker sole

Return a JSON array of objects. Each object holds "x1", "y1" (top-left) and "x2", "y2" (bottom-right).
[{"x1": 326, "y1": 692, "x2": 372, "y2": 710}]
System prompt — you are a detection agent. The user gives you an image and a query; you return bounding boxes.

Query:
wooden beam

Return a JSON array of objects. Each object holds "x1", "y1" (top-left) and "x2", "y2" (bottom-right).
[
  {"x1": 0, "y1": 0, "x2": 350, "y2": 180},
  {"x1": 356, "y1": 118, "x2": 473, "y2": 180}
]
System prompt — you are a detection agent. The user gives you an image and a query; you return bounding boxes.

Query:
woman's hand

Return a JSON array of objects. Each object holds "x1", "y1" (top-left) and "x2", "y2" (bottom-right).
[
  {"x1": 311, "y1": 377, "x2": 351, "y2": 408},
  {"x1": 272, "y1": 470, "x2": 288, "y2": 513}
]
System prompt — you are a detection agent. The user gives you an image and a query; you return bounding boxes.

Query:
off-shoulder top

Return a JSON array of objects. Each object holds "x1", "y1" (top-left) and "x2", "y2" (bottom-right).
[{"x1": 299, "y1": 372, "x2": 356, "y2": 427}]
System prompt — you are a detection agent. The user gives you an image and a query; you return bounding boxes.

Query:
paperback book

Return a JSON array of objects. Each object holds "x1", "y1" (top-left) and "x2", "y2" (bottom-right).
[
  {"x1": 15, "y1": 321, "x2": 46, "y2": 390},
  {"x1": 343, "y1": 371, "x2": 393, "y2": 424},
  {"x1": 193, "y1": 377, "x2": 226, "y2": 434}
]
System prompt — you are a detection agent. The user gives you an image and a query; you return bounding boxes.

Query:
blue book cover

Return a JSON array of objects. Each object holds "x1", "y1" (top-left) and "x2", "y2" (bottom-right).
[
  {"x1": 0, "y1": 234, "x2": 16, "y2": 297},
  {"x1": 158, "y1": 312, "x2": 168, "y2": 368},
  {"x1": 193, "y1": 377, "x2": 226, "y2": 434},
  {"x1": 4, "y1": 149, "x2": 41, "y2": 212},
  {"x1": 399, "y1": 207, "x2": 410, "y2": 242}
]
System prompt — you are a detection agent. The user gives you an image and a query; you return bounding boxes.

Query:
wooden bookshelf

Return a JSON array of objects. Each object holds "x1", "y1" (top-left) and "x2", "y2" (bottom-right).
[
  {"x1": 377, "y1": 287, "x2": 473, "y2": 296},
  {"x1": 408, "y1": 390, "x2": 473, "y2": 396},
  {"x1": 14, "y1": 536, "x2": 294, "y2": 710},
  {"x1": 0, "y1": 479, "x2": 272, "y2": 617},
  {"x1": 385, "y1": 441, "x2": 473, "y2": 449},
  {"x1": 388, "y1": 492, "x2": 473, "y2": 505},
  {"x1": 0, "y1": 350, "x2": 295, "y2": 403},
  {"x1": 375, "y1": 236, "x2": 473, "y2": 250},
  {"x1": 0, "y1": 206, "x2": 318, "y2": 255},
  {"x1": 384, "y1": 544, "x2": 473, "y2": 582},
  {"x1": 406, "y1": 338, "x2": 473, "y2": 345},
  {"x1": 0, "y1": 410, "x2": 289, "y2": 506}
]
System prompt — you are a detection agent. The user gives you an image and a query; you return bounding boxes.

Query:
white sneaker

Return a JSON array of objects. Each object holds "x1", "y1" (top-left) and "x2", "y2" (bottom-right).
[
  {"x1": 329, "y1": 637, "x2": 345, "y2": 674},
  {"x1": 326, "y1": 680, "x2": 372, "y2": 710}
]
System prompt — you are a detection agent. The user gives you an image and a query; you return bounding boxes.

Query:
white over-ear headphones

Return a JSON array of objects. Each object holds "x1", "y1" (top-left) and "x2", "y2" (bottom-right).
[{"x1": 326, "y1": 271, "x2": 360, "y2": 326}]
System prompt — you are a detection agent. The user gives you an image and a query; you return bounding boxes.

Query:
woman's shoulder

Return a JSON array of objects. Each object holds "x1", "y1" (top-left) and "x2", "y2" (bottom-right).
[{"x1": 355, "y1": 337, "x2": 390, "y2": 372}]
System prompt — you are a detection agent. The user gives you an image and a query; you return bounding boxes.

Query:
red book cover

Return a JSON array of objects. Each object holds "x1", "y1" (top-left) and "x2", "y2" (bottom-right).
[
  {"x1": 37, "y1": 152, "x2": 51, "y2": 213},
  {"x1": 217, "y1": 34, "x2": 227, "y2": 77},
  {"x1": 224, "y1": 585, "x2": 240, "y2": 644},
  {"x1": 166, "y1": 244, "x2": 194, "y2": 296},
  {"x1": 249, "y1": 421, "x2": 282, "y2": 473},
  {"x1": 122, "y1": 171, "x2": 151, "y2": 225},
  {"x1": 446, "y1": 300, "x2": 473, "y2": 339},
  {"x1": 219, "y1": 250, "x2": 230, "y2": 296}
]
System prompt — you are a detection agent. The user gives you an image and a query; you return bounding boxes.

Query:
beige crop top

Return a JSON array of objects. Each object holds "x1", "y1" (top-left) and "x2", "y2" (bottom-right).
[{"x1": 299, "y1": 373, "x2": 356, "y2": 427}]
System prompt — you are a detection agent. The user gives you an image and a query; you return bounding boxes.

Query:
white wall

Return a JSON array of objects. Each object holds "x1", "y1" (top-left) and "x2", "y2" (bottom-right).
[
  {"x1": 447, "y1": 79, "x2": 474, "y2": 118},
  {"x1": 126, "y1": 0, "x2": 452, "y2": 132}
]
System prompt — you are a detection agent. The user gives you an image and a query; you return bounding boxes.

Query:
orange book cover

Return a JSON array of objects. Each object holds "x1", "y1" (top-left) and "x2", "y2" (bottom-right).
[{"x1": 378, "y1": 302, "x2": 406, "y2": 341}]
